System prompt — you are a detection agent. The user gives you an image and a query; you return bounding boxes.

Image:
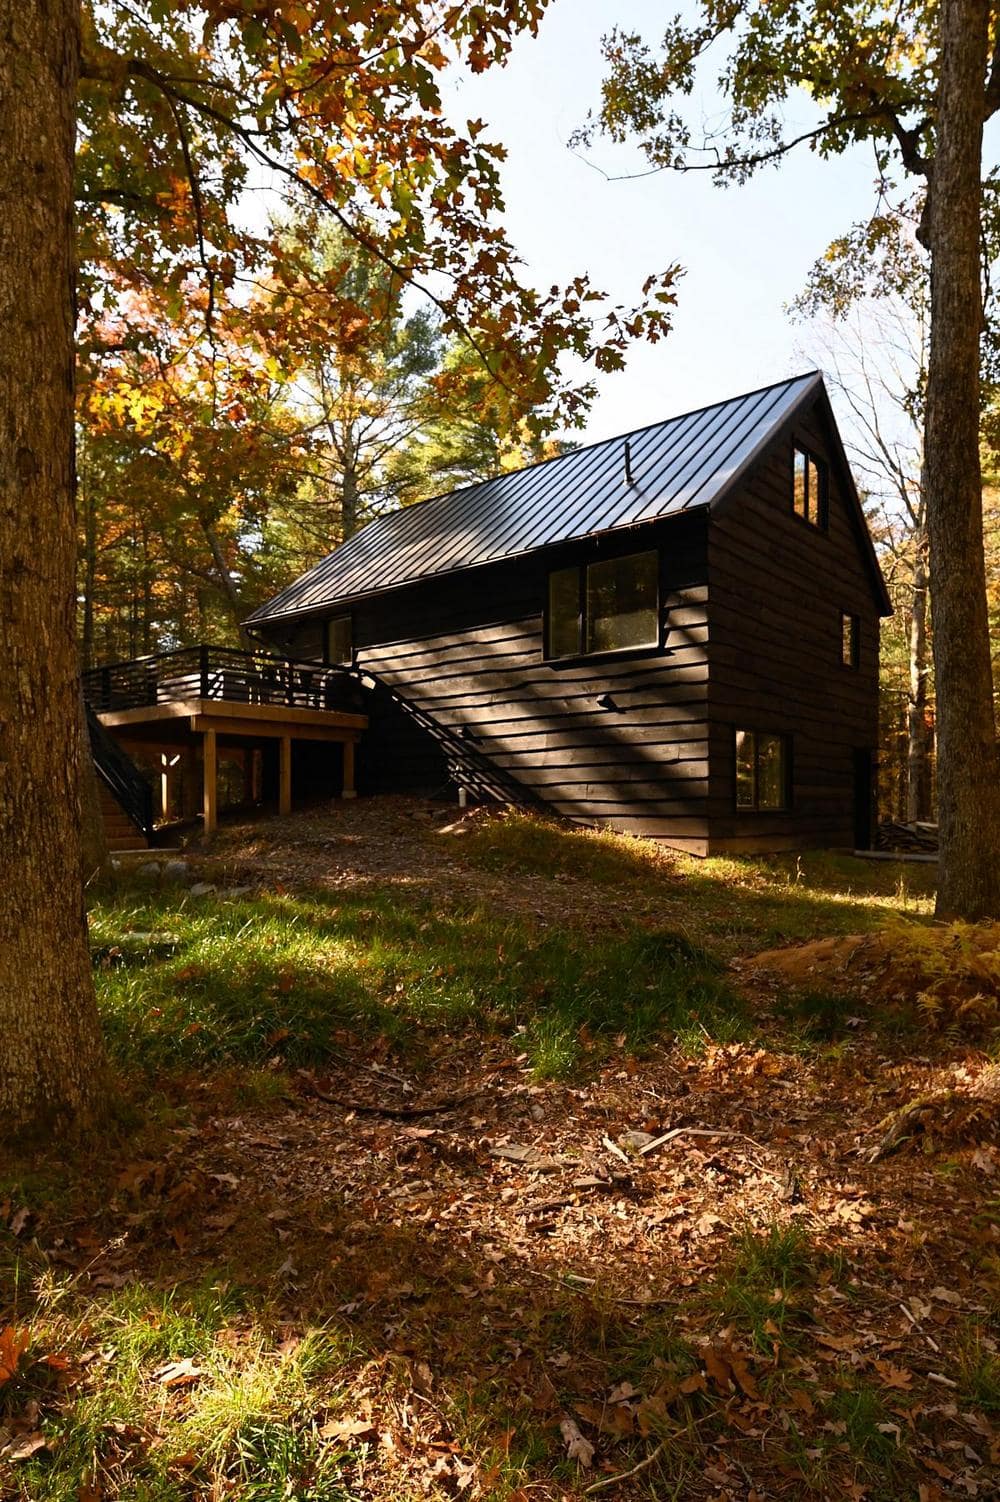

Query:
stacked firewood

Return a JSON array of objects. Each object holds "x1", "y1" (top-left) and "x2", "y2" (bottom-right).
[{"x1": 875, "y1": 820, "x2": 939, "y2": 853}]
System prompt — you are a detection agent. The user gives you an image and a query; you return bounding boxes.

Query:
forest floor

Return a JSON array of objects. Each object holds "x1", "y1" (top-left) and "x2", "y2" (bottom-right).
[{"x1": 2, "y1": 799, "x2": 999, "y2": 1502}]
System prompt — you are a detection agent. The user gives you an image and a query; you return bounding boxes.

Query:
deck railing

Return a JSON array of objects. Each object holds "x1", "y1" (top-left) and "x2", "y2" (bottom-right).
[{"x1": 82, "y1": 644, "x2": 364, "y2": 717}]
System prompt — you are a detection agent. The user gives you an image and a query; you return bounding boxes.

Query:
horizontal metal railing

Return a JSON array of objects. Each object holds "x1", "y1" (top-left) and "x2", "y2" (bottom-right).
[{"x1": 82, "y1": 644, "x2": 365, "y2": 717}]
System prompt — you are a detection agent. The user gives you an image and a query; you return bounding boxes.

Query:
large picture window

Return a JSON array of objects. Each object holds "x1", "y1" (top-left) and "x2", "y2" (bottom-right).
[
  {"x1": 792, "y1": 444, "x2": 828, "y2": 529},
  {"x1": 546, "y1": 550, "x2": 659, "y2": 659},
  {"x1": 735, "y1": 729, "x2": 790, "y2": 811}
]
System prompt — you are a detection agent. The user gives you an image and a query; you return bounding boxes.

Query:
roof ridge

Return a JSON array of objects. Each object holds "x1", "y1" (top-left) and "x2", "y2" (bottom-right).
[
  {"x1": 355, "y1": 368, "x2": 823, "y2": 528},
  {"x1": 246, "y1": 371, "x2": 824, "y2": 624}
]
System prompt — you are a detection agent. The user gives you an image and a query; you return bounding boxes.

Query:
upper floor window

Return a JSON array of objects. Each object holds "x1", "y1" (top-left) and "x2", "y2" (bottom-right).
[
  {"x1": 735, "y1": 729, "x2": 790, "y2": 811},
  {"x1": 792, "y1": 444, "x2": 828, "y2": 529},
  {"x1": 547, "y1": 550, "x2": 659, "y2": 659},
  {"x1": 326, "y1": 614, "x2": 353, "y2": 664},
  {"x1": 841, "y1": 611, "x2": 860, "y2": 668}
]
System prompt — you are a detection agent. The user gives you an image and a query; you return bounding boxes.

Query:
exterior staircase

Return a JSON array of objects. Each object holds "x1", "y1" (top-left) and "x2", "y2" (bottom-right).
[
  {"x1": 86, "y1": 704, "x2": 154, "y2": 850},
  {"x1": 99, "y1": 781, "x2": 149, "y2": 851},
  {"x1": 363, "y1": 674, "x2": 546, "y2": 811}
]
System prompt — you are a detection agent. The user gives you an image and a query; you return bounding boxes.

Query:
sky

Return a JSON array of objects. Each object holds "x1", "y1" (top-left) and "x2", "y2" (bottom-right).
[{"x1": 444, "y1": 0, "x2": 884, "y2": 445}]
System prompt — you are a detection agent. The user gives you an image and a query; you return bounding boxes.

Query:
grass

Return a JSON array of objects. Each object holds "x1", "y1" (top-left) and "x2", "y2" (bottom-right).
[
  {"x1": 86, "y1": 814, "x2": 938, "y2": 1086},
  {"x1": 5, "y1": 1287, "x2": 359, "y2": 1502},
  {"x1": 0, "y1": 805, "x2": 972, "y2": 1502},
  {"x1": 955, "y1": 1323, "x2": 1000, "y2": 1413},
  {"x1": 89, "y1": 887, "x2": 744, "y2": 1082},
  {"x1": 711, "y1": 1221, "x2": 817, "y2": 1353},
  {"x1": 465, "y1": 812, "x2": 936, "y2": 951}
]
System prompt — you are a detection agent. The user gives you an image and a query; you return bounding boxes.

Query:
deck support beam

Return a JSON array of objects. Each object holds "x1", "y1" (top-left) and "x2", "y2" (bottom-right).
[
  {"x1": 279, "y1": 734, "x2": 292, "y2": 816},
  {"x1": 202, "y1": 727, "x2": 217, "y2": 835},
  {"x1": 342, "y1": 739, "x2": 356, "y2": 799},
  {"x1": 160, "y1": 754, "x2": 171, "y2": 823}
]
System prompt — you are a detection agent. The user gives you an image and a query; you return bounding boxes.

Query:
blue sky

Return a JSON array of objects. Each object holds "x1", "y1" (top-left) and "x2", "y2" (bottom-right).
[{"x1": 447, "y1": 0, "x2": 883, "y2": 443}]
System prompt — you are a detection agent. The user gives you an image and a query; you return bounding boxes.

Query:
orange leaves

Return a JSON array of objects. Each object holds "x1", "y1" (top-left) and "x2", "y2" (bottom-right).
[
  {"x1": 699, "y1": 1339, "x2": 761, "y2": 1400},
  {"x1": 0, "y1": 1326, "x2": 29, "y2": 1385}
]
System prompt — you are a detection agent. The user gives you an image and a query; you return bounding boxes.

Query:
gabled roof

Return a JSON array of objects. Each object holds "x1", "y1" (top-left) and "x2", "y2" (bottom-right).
[{"x1": 247, "y1": 370, "x2": 875, "y2": 624}]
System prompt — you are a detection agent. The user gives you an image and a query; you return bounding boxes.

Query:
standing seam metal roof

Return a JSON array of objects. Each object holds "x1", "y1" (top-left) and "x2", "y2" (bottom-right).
[{"x1": 247, "y1": 371, "x2": 824, "y2": 624}]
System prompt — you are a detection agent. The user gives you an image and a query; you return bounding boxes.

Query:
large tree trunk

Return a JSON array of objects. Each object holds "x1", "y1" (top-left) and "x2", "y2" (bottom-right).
[
  {"x1": 924, "y1": 0, "x2": 1000, "y2": 918},
  {"x1": 0, "y1": 0, "x2": 106, "y2": 1137},
  {"x1": 906, "y1": 540, "x2": 932, "y2": 822}
]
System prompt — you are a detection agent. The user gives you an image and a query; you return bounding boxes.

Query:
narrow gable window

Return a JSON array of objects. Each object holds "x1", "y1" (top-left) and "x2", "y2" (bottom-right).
[
  {"x1": 546, "y1": 550, "x2": 659, "y2": 659},
  {"x1": 326, "y1": 614, "x2": 353, "y2": 664},
  {"x1": 735, "y1": 729, "x2": 789, "y2": 811},
  {"x1": 547, "y1": 567, "x2": 580, "y2": 659},
  {"x1": 791, "y1": 444, "x2": 827, "y2": 529},
  {"x1": 841, "y1": 611, "x2": 860, "y2": 668}
]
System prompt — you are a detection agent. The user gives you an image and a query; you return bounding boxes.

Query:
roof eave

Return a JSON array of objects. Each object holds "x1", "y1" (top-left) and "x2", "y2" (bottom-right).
[{"x1": 243, "y1": 505, "x2": 712, "y2": 630}]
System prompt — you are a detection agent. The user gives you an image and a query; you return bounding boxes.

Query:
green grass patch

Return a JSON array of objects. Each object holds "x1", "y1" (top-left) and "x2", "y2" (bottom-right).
[
  {"x1": 711, "y1": 1221, "x2": 817, "y2": 1353},
  {"x1": 460, "y1": 809, "x2": 678, "y2": 885},
  {"x1": 954, "y1": 1322, "x2": 1000, "y2": 1413},
  {"x1": 826, "y1": 1379, "x2": 908, "y2": 1469},
  {"x1": 5, "y1": 1280, "x2": 360, "y2": 1502},
  {"x1": 88, "y1": 887, "x2": 746, "y2": 1081}
]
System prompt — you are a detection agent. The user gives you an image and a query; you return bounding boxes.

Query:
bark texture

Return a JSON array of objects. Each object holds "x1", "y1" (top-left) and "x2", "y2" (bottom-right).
[
  {"x1": 905, "y1": 542, "x2": 932, "y2": 823},
  {"x1": 0, "y1": 0, "x2": 106, "y2": 1137},
  {"x1": 924, "y1": 0, "x2": 1000, "y2": 917}
]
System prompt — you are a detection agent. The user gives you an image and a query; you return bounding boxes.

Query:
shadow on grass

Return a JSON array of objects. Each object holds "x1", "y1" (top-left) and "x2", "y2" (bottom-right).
[
  {"x1": 0, "y1": 819, "x2": 956, "y2": 1498},
  {"x1": 89, "y1": 887, "x2": 743, "y2": 1082},
  {"x1": 1, "y1": 1172, "x2": 951, "y2": 1502},
  {"x1": 461, "y1": 810, "x2": 937, "y2": 952}
]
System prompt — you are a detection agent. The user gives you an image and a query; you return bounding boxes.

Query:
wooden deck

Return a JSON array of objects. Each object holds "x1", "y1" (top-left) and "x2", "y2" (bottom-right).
[{"x1": 84, "y1": 646, "x2": 368, "y2": 834}]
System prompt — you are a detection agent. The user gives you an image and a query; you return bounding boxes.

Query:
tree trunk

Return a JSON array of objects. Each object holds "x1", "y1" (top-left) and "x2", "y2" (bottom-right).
[
  {"x1": 342, "y1": 454, "x2": 359, "y2": 539},
  {"x1": 200, "y1": 515, "x2": 250, "y2": 645},
  {"x1": 924, "y1": 0, "x2": 1000, "y2": 918},
  {"x1": 0, "y1": 0, "x2": 106, "y2": 1138},
  {"x1": 906, "y1": 540, "x2": 932, "y2": 822}
]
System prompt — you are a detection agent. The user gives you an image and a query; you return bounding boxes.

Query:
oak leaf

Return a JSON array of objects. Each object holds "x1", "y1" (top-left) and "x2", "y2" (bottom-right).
[
  {"x1": 0, "y1": 1326, "x2": 29, "y2": 1384},
  {"x1": 559, "y1": 1417, "x2": 595, "y2": 1469}
]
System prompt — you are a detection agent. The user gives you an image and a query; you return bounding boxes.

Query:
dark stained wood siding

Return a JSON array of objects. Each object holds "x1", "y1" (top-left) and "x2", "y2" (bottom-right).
[
  {"x1": 260, "y1": 392, "x2": 885, "y2": 855},
  {"x1": 705, "y1": 401, "x2": 882, "y2": 853},
  {"x1": 276, "y1": 512, "x2": 713, "y2": 852}
]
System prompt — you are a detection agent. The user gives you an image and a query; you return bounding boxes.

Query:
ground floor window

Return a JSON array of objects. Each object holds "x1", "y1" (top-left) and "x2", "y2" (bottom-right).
[{"x1": 735, "y1": 729, "x2": 789, "y2": 810}]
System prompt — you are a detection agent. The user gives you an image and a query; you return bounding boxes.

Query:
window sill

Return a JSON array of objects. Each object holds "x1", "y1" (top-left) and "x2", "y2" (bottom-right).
[
  {"x1": 543, "y1": 642, "x2": 665, "y2": 669},
  {"x1": 735, "y1": 807, "x2": 792, "y2": 816}
]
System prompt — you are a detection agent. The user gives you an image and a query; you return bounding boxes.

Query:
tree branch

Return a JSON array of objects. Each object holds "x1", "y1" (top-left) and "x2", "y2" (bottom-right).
[{"x1": 100, "y1": 55, "x2": 514, "y2": 402}]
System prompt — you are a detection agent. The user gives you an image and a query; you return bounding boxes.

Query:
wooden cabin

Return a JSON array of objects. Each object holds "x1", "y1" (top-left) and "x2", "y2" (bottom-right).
[{"x1": 246, "y1": 372, "x2": 891, "y2": 856}]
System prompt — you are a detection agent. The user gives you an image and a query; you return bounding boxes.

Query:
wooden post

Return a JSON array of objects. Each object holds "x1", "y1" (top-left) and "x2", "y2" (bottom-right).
[
  {"x1": 202, "y1": 728, "x2": 217, "y2": 835},
  {"x1": 342, "y1": 738, "x2": 357, "y2": 799},
  {"x1": 160, "y1": 753, "x2": 171, "y2": 823},
  {"x1": 251, "y1": 747, "x2": 263, "y2": 804},
  {"x1": 279, "y1": 734, "x2": 292, "y2": 816}
]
